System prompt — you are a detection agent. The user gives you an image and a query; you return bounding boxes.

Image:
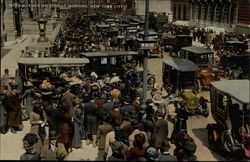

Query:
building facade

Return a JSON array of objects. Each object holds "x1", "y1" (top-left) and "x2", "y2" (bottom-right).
[
  {"x1": 135, "y1": 0, "x2": 172, "y2": 16},
  {"x1": 171, "y1": 0, "x2": 250, "y2": 34}
]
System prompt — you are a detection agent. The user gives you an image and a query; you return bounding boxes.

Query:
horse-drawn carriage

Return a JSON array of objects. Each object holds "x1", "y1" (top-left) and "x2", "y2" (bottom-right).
[
  {"x1": 162, "y1": 58, "x2": 209, "y2": 117},
  {"x1": 207, "y1": 80, "x2": 250, "y2": 160}
]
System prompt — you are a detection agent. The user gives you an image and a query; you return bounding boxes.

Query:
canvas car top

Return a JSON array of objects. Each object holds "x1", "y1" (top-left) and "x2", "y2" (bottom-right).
[
  {"x1": 210, "y1": 80, "x2": 250, "y2": 104},
  {"x1": 163, "y1": 58, "x2": 199, "y2": 72},
  {"x1": 181, "y1": 46, "x2": 214, "y2": 54}
]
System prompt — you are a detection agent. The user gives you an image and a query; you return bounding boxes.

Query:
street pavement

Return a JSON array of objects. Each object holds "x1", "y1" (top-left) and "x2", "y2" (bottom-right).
[{"x1": 0, "y1": 36, "x2": 225, "y2": 161}]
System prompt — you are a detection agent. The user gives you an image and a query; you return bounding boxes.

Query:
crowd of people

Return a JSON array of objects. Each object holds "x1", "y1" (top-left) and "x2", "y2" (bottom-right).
[
  {"x1": 1, "y1": 65, "x2": 197, "y2": 161},
  {"x1": 2, "y1": 11, "x2": 250, "y2": 161},
  {"x1": 162, "y1": 23, "x2": 250, "y2": 50}
]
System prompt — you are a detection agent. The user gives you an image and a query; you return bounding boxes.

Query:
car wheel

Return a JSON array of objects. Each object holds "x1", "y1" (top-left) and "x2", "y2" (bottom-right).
[{"x1": 224, "y1": 67, "x2": 231, "y2": 79}]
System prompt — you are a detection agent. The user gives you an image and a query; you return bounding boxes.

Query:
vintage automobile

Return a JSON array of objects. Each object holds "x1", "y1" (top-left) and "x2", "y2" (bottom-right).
[
  {"x1": 161, "y1": 35, "x2": 193, "y2": 54},
  {"x1": 218, "y1": 53, "x2": 250, "y2": 79},
  {"x1": 223, "y1": 40, "x2": 248, "y2": 54},
  {"x1": 179, "y1": 46, "x2": 223, "y2": 89},
  {"x1": 80, "y1": 51, "x2": 141, "y2": 75},
  {"x1": 18, "y1": 57, "x2": 90, "y2": 88},
  {"x1": 207, "y1": 80, "x2": 250, "y2": 160},
  {"x1": 81, "y1": 51, "x2": 156, "y2": 88},
  {"x1": 162, "y1": 58, "x2": 209, "y2": 117}
]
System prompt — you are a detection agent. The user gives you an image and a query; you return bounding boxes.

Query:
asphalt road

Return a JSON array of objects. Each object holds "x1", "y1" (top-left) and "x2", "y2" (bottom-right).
[{"x1": 0, "y1": 52, "x2": 225, "y2": 161}]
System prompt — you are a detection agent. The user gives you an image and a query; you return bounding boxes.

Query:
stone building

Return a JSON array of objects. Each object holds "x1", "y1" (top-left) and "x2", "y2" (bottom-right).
[
  {"x1": 1, "y1": 0, "x2": 23, "y2": 46},
  {"x1": 135, "y1": 0, "x2": 172, "y2": 16}
]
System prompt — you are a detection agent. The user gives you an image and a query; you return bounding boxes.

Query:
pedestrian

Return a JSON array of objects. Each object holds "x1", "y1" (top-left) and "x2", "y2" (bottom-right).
[
  {"x1": 84, "y1": 95, "x2": 99, "y2": 147},
  {"x1": 142, "y1": 106, "x2": 155, "y2": 144},
  {"x1": 151, "y1": 109, "x2": 169, "y2": 149},
  {"x1": 29, "y1": 100, "x2": 47, "y2": 151},
  {"x1": 19, "y1": 81, "x2": 36, "y2": 120},
  {"x1": 0, "y1": 88, "x2": 8, "y2": 134},
  {"x1": 20, "y1": 133, "x2": 41, "y2": 160},
  {"x1": 72, "y1": 97, "x2": 83, "y2": 149},
  {"x1": 125, "y1": 133, "x2": 147, "y2": 161},
  {"x1": 1, "y1": 68, "x2": 10, "y2": 90},
  {"x1": 3, "y1": 82, "x2": 22, "y2": 133},
  {"x1": 108, "y1": 127, "x2": 129, "y2": 161},
  {"x1": 158, "y1": 140, "x2": 177, "y2": 161},
  {"x1": 57, "y1": 102, "x2": 74, "y2": 153},
  {"x1": 104, "y1": 127, "x2": 116, "y2": 160},
  {"x1": 128, "y1": 119, "x2": 149, "y2": 149},
  {"x1": 40, "y1": 130, "x2": 68, "y2": 161},
  {"x1": 96, "y1": 113, "x2": 113, "y2": 161},
  {"x1": 171, "y1": 100, "x2": 189, "y2": 141}
]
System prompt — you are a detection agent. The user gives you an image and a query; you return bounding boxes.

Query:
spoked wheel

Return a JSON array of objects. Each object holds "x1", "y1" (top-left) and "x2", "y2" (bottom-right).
[
  {"x1": 208, "y1": 128, "x2": 217, "y2": 151},
  {"x1": 224, "y1": 67, "x2": 231, "y2": 79}
]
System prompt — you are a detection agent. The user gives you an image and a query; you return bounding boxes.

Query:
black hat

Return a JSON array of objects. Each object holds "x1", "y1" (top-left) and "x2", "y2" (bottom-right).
[
  {"x1": 146, "y1": 106, "x2": 154, "y2": 115},
  {"x1": 23, "y1": 133, "x2": 39, "y2": 149},
  {"x1": 184, "y1": 141, "x2": 197, "y2": 152},
  {"x1": 49, "y1": 130, "x2": 58, "y2": 140},
  {"x1": 124, "y1": 95, "x2": 132, "y2": 103},
  {"x1": 160, "y1": 140, "x2": 171, "y2": 151},
  {"x1": 113, "y1": 101, "x2": 121, "y2": 108},
  {"x1": 122, "y1": 111, "x2": 130, "y2": 120},
  {"x1": 131, "y1": 119, "x2": 139, "y2": 129}
]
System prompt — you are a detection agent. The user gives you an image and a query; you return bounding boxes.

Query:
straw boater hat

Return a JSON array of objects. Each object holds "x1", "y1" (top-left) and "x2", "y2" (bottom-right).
[
  {"x1": 152, "y1": 93, "x2": 164, "y2": 104},
  {"x1": 24, "y1": 81, "x2": 33, "y2": 87}
]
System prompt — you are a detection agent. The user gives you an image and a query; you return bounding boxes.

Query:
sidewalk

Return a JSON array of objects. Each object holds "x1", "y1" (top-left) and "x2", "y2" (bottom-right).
[{"x1": 1, "y1": 34, "x2": 39, "y2": 77}]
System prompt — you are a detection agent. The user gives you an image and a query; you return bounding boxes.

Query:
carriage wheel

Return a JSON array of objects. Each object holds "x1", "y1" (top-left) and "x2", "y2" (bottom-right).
[
  {"x1": 208, "y1": 128, "x2": 217, "y2": 151},
  {"x1": 224, "y1": 67, "x2": 231, "y2": 79}
]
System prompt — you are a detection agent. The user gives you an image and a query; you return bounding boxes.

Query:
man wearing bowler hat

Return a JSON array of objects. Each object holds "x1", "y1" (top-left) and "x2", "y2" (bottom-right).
[{"x1": 41, "y1": 130, "x2": 68, "y2": 161}]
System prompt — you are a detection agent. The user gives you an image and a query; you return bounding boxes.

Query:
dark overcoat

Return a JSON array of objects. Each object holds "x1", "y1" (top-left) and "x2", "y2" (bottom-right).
[
  {"x1": 4, "y1": 90, "x2": 22, "y2": 127},
  {"x1": 84, "y1": 101, "x2": 98, "y2": 135}
]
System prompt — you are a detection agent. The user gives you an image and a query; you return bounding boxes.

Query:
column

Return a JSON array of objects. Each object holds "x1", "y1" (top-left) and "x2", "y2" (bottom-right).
[
  {"x1": 1, "y1": 0, "x2": 7, "y2": 45},
  {"x1": 4, "y1": 0, "x2": 17, "y2": 42}
]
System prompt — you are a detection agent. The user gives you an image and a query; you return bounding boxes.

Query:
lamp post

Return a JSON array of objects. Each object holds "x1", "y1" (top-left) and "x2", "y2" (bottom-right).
[
  {"x1": 37, "y1": 14, "x2": 48, "y2": 42},
  {"x1": 141, "y1": 0, "x2": 156, "y2": 102}
]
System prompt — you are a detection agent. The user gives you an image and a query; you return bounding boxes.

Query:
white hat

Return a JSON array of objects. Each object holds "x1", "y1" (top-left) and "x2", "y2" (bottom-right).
[{"x1": 152, "y1": 94, "x2": 164, "y2": 104}]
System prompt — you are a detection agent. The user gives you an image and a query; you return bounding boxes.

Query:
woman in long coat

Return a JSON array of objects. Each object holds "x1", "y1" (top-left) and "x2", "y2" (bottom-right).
[
  {"x1": 72, "y1": 97, "x2": 83, "y2": 148},
  {"x1": 57, "y1": 104, "x2": 74, "y2": 153},
  {"x1": 3, "y1": 84, "x2": 22, "y2": 133}
]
